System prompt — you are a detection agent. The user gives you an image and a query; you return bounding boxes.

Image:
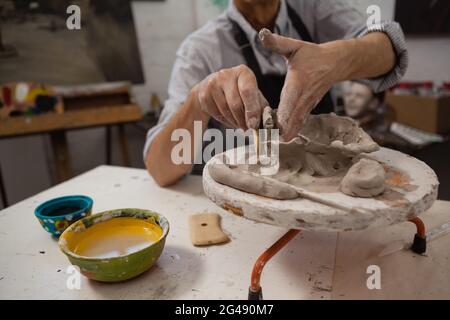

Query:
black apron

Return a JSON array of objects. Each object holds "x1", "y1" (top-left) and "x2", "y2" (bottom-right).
[{"x1": 192, "y1": 3, "x2": 334, "y2": 174}]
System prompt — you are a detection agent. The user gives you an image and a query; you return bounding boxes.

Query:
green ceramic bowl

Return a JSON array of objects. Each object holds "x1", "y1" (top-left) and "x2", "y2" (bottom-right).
[{"x1": 58, "y1": 208, "x2": 169, "y2": 282}]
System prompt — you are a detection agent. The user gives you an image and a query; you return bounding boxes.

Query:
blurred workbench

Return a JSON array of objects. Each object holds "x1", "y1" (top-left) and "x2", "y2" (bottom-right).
[
  {"x1": 0, "y1": 84, "x2": 143, "y2": 207},
  {"x1": 0, "y1": 166, "x2": 449, "y2": 299}
]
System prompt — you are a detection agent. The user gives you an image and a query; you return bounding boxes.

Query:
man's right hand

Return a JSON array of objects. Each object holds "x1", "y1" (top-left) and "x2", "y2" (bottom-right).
[{"x1": 195, "y1": 64, "x2": 268, "y2": 130}]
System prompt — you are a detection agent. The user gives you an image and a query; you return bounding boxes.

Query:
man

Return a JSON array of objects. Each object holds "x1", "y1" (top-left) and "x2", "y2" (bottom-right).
[{"x1": 145, "y1": 0, "x2": 408, "y2": 186}]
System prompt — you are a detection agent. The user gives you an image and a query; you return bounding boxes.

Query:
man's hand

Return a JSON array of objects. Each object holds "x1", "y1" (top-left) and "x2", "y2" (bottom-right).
[
  {"x1": 259, "y1": 28, "x2": 353, "y2": 141},
  {"x1": 259, "y1": 28, "x2": 396, "y2": 141},
  {"x1": 195, "y1": 64, "x2": 268, "y2": 130}
]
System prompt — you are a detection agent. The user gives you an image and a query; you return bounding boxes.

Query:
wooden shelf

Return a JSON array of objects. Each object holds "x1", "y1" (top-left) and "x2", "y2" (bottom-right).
[{"x1": 0, "y1": 104, "x2": 143, "y2": 138}]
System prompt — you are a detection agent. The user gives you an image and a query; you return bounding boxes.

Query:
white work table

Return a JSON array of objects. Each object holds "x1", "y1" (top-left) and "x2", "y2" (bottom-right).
[{"x1": 0, "y1": 165, "x2": 449, "y2": 300}]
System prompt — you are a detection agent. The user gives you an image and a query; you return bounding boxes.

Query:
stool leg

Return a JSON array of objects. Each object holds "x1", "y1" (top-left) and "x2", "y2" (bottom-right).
[
  {"x1": 49, "y1": 130, "x2": 72, "y2": 182},
  {"x1": 409, "y1": 217, "x2": 426, "y2": 254},
  {"x1": 248, "y1": 229, "x2": 300, "y2": 300}
]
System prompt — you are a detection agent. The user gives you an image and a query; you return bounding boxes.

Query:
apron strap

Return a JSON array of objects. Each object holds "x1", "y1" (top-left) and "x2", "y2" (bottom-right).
[
  {"x1": 228, "y1": 2, "x2": 317, "y2": 81},
  {"x1": 285, "y1": 2, "x2": 314, "y2": 42},
  {"x1": 229, "y1": 19, "x2": 263, "y2": 79}
]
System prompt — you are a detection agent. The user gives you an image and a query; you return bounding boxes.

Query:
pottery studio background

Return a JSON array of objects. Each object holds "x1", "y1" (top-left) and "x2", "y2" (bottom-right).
[{"x1": 1, "y1": 0, "x2": 450, "y2": 208}]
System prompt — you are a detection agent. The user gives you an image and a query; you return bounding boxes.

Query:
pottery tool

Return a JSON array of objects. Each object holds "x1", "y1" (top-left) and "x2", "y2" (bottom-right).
[
  {"x1": 189, "y1": 213, "x2": 229, "y2": 246},
  {"x1": 262, "y1": 107, "x2": 276, "y2": 129},
  {"x1": 267, "y1": 177, "x2": 374, "y2": 216},
  {"x1": 252, "y1": 129, "x2": 260, "y2": 163},
  {"x1": 262, "y1": 106, "x2": 276, "y2": 159},
  {"x1": 253, "y1": 106, "x2": 276, "y2": 165},
  {"x1": 427, "y1": 220, "x2": 450, "y2": 241},
  {"x1": 378, "y1": 220, "x2": 450, "y2": 257},
  {"x1": 223, "y1": 165, "x2": 374, "y2": 216}
]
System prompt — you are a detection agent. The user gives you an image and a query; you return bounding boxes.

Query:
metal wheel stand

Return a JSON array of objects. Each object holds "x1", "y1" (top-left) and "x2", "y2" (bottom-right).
[{"x1": 248, "y1": 217, "x2": 427, "y2": 300}]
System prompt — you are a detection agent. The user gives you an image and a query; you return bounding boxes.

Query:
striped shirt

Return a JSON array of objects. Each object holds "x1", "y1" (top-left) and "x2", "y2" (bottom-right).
[{"x1": 144, "y1": 0, "x2": 408, "y2": 160}]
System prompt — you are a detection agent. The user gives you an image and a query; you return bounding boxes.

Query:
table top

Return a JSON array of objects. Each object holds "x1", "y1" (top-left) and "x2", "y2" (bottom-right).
[
  {"x1": 0, "y1": 105, "x2": 142, "y2": 138},
  {"x1": 1, "y1": 165, "x2": 449, "y2": 299}
]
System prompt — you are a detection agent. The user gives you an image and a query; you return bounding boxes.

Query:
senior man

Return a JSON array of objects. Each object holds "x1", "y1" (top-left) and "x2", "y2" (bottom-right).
[{"x1": 145, "y1": 0, "x2": 408, "y2": 186}]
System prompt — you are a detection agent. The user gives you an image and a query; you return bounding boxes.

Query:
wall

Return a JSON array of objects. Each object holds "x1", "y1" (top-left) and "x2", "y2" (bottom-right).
[
  {"x1": 132, "y1": 0, "x2": 222, "y2": 107},
  {"x1": 403, "y1": 37, "x2": 450, "y2": 82}
]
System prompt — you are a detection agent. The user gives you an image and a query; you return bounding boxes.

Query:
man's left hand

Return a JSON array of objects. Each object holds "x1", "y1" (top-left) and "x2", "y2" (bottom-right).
[{"x1": 259, "y1": 28, "x2": 353, "y2": 141}]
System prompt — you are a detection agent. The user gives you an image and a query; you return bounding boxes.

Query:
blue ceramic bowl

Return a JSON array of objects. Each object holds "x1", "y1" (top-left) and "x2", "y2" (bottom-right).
[{"x1": 35, "y1": 195, "x2": 93, "y2": 238}]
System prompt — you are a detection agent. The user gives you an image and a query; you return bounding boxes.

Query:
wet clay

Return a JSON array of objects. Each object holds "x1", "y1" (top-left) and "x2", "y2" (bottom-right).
[
  {"x1": 340, "y1": 158, "x2": 386, "y2": 197},
  {"x1": 209, "y1": 113, "x2": 386, "y2": 200},
  {"x1": 209, "y1": 162, "x2": 299, "y2": 200}
]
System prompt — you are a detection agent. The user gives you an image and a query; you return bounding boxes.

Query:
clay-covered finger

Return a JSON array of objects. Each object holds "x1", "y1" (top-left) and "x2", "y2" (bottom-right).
[
  {"x1": 283, "y1": 85, "x2": 327, "y2": 141},
  {"x1": 285, "y1": 94, "x2": 317, "y2": 140},
  {"x1": 211, "y1": 87, "x2": 238, "y2": 128},
  {"x1": 258, "y1": 28, "x2": 300, "y2": 57},
  {"x1": 198, "y1": 83, "x2": 232, "y2": 127},
  {"x1": 236, "y1": 66, "x2": 262, "y2": 129},
  {"x1": 222, "y1": 79, "x2": 246, "y2": 129},
  {"x1": 277, "y1": 72, "x2": 303, "y2": 139}
]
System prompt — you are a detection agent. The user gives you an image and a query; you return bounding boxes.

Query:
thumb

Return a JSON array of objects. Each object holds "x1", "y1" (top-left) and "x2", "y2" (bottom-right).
[{"x1": 259, "y1": 28, "x2": 302, "y2": 57}]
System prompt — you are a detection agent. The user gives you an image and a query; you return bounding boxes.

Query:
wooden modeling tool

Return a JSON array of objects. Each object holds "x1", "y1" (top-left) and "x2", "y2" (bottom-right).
[
  {"x1": 253, "y1": 129, "x2": 260, "y2": 164},
  {"x1": 253, "y1": 107, "x2": 276, "y2": 164},
  {"x1": 262, "y1": 107, "x2": 276, "y2": 159},
  {"x1": 244, "y1": 170, "x2": 374, "y2": 216},
  {"x1": 189, "y1": 213, "x2": 230, "y2": 246}
]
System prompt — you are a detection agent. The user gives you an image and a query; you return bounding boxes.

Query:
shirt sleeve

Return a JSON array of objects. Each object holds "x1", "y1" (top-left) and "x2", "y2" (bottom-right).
[
  {"x1": 312, "y1": 0, "x2": 408, "y2": 93},
  {"x1": 142, "y1": 36, "x2": 212, "y2": 162}
]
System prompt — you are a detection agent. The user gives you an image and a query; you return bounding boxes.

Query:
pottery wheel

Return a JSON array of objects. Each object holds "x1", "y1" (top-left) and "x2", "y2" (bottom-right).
[{"x1": 203, "y1": 146, "x2": 438, "y2": 232}]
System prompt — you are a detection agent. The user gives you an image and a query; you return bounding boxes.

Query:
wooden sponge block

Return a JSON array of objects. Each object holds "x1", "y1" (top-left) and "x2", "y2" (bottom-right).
[{"x1": 189, "y1": 213, "x2": 230, "y2": 246}]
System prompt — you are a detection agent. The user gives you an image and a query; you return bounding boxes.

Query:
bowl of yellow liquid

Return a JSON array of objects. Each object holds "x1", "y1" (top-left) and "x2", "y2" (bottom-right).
[{"x1": 58, "y1": 208, "x2": 169, "y2": 282}]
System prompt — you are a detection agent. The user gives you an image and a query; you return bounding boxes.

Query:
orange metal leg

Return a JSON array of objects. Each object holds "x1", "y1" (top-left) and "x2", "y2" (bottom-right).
[
  {"x1": 409, "y1": 217, "x2": 426, "y2": 254},
  {"x1": 248, "y1": 229, "x2": 300, "y2": 300}
]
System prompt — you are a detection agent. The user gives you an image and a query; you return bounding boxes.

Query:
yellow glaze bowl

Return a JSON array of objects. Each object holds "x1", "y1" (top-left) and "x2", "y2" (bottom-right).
[{"x1": 58, "y1": 208, "x2": 169, "y2": 282}]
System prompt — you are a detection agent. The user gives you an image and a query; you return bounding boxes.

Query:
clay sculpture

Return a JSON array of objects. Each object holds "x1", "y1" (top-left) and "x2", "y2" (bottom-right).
[{"x1": 208, "y1": 113, "x2": 386, "y2": 200}]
